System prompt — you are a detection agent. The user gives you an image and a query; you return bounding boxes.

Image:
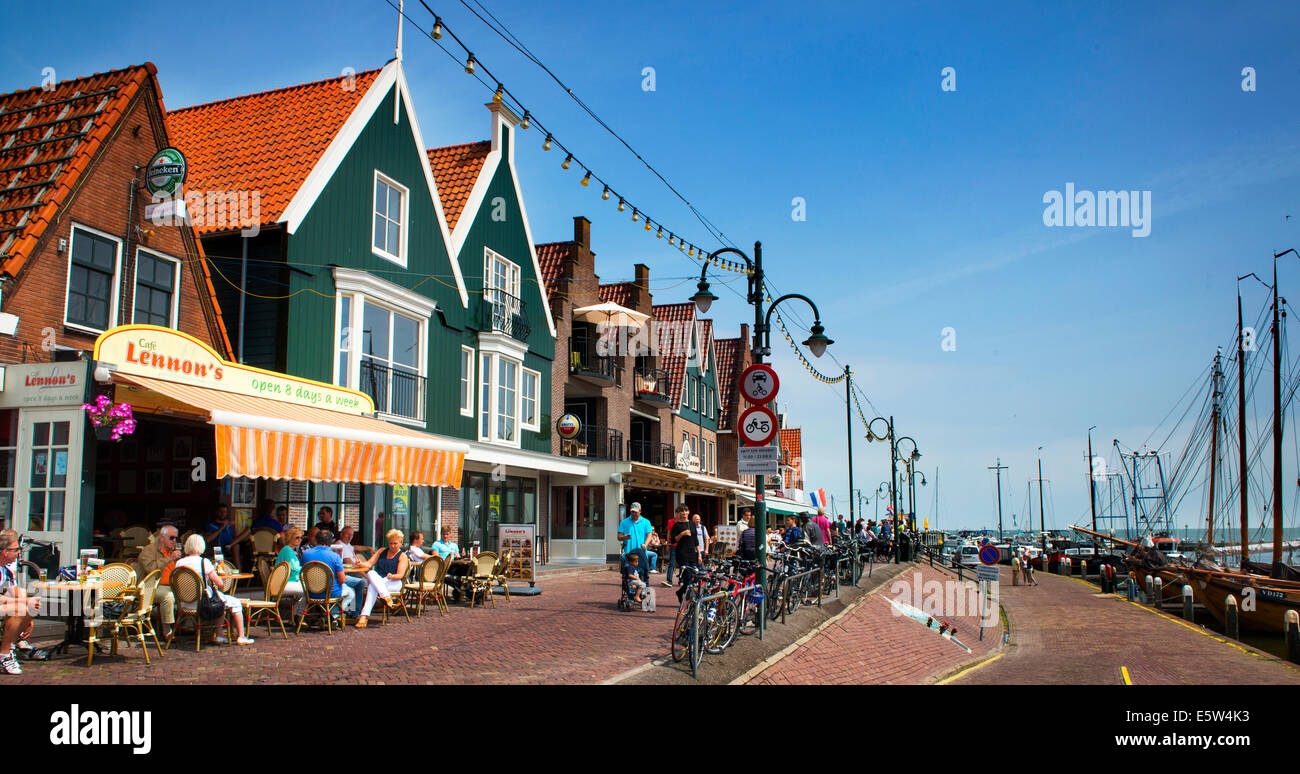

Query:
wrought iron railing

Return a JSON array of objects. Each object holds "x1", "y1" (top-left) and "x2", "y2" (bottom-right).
[
  {"x1": 633, "y1": 367, "x2": 669, "y2": 403},
  {"x1": 359, "y1": 359, "x2": 425, "y2": 421},
  {"x1": 569, "y1": 336, "x2": 616, "y2": 381},
  {"x1": 559, "y1": 424, "x2": 624, "y2": 461},
  {"x1": 481, "y1": 290, "x2": 530, "y2": 342},
  {"x1": 628, "y1": 439, "x2": 675, "y2": 468}
]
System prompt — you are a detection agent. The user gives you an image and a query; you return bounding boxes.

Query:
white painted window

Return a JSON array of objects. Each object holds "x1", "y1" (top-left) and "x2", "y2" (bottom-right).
[
  {"x1": 460, "y1": 346, "x2": 475, "y2": 417},
  {"x1": 483, "y1": 248, "x2": 521, "y2": 331},
  {"x1": 477, "y1": 351, "x2": 525, "y2": 446},
  {"x1": 521, "y1": 367, "x2": 540, "y2": 430},
  {"x1": 497, "y1": 357, "x2": 518, "y2": 443},
  {"x1": 64, "y1": 224, "x2": 122, "y2": 333},
  {"x1": 372, "y1": 171, "x2": 407, "y2": 265}
]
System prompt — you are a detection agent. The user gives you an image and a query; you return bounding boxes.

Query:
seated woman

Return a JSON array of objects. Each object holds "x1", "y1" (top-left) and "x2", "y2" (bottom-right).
[
  {"x1": 352, "y1": 528, "x2": 409, "y2": 628},
  {"x1": 176, "y1": 534, "x2": 253, "y2": 645},
  {"x1": 644, "y1": 530, "x2": 661, "y2": 573},
  {"x1": 276, "y1": 527, "x2": 306, "y2": 615},
  {"x1": 407, "y1": 531, "x2": 430, "y2": 563}
]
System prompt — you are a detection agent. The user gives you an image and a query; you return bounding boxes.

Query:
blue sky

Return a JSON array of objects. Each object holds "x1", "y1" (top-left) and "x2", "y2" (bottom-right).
[{"x1": 5, "y1": 0, "x2": 1300, "y2": 533}]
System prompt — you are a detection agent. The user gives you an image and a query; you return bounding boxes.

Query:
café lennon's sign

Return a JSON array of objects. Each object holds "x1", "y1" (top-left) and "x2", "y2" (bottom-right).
[{"x1": 0, "y1": 361, "x2": 89, "y2": 408}]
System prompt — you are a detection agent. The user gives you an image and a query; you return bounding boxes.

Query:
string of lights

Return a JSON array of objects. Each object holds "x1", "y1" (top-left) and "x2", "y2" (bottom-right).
[{"x1": 390, "y1": 0, "x2": 754, "y2": 276}]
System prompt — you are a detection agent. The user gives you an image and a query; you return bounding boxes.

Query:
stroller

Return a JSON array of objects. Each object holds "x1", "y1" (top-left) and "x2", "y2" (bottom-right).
[{"x1": 616, "y1": 553, "x2": 655, "y2": 612}]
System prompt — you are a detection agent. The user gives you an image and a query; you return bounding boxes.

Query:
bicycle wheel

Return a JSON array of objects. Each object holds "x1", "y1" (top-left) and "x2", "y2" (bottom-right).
[
  {"x1": 738, "y1": 592, "x2": 761, "y2": 636},
  {"x1": 766, "y1": 576, "x2": 785, "y2": 621},
  {"x1": 704, "y1": 597, "x2": 737, "y2": 654},
  {"x1": 670, "y1": 599, "x2": 695, "y2": 663},
  {"x1": 784, "y1": 578, "x2": 800, "y2": 615}
]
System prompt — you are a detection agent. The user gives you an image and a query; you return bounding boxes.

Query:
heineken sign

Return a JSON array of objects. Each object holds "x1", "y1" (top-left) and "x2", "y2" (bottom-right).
[{"x1": 145, "y1": 147, "x2": 187, "y2": 196}]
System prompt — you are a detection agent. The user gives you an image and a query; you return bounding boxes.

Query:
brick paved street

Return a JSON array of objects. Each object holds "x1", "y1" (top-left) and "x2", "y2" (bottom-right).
[
  {"x1": 746, "y1": 562, "x2": 1003, "y2": 685},
  {"x1": 953, "y1": 569, "x2": 1300, "y2": 685},
  {"x1": 9, "y1": 568, "x2": 680, "y2": 684}
]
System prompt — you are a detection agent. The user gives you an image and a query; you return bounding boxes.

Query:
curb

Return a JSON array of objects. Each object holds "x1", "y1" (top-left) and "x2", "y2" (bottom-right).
[
  {"x1": 932, "y1": 602, "x2": 1009, "y2": 684},
  {"x1": 730, "y1": 570, "x2": 900, "y2": 686}
]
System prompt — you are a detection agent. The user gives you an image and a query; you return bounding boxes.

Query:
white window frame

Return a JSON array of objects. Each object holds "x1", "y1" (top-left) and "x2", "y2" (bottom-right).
[
  {"x1": 521, "y1": 367, "x2": 540, "y2": 431},
  {"x1": 477, "y1": 351, "x2": 525, "y2": 448},
  {"x1": 460, "y1": 346, "x2": 476, "y2": 418},
  {"x1": 331, "y1": 269, "x2": 435, "y2": 426},
  {"x1": 371, "y1": 170, "x2": 408, "y2": 267},
  {"x1": 131, "y1": 247, "x2": 181, "y2": 328},
  {"x1": 63, "y1": 222, "x2": 123, "y2": 335},
  {"x1": 483, "y1": 247, "x2": 522, "y2": 332}
]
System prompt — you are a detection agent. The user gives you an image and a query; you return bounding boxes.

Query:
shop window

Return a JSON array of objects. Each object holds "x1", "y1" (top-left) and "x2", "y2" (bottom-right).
[
  {"x1": 65, "y1": 225, "x2": 120, "y2": 332},
  {"x1": 577, "y1": 485, "x2": 603, "y2": 540},
  {"x1": 0, "y1": 410, "x2": 16, "y2": 531},
  {"x1": 551, "y1": 486, "x2": 574, "y2": 540},
  {"x1": 133, "y1": 249, "x2": 179, "y2": 327},
  {"x1": 372, "y1": 171, "x2": 407, "y2": 265},
  {"x1": 27, "y1": 421, "x2": 69, "y2": 532}
]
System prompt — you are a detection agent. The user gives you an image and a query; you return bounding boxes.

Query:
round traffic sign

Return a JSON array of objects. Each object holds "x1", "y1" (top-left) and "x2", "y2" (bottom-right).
[
  {"x1": 739, "y1": 363, "x2": 779, "y2": 405},
  {"x1": 978, "y1": 544, "x2": 1000, "y2": 565},
  {"x1": 738, "y1": 405, "x2": 779, "y2": 447}
]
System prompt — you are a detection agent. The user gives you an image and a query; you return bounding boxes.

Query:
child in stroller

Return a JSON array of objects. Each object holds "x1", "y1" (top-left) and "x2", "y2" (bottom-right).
[{"x1": 618, "y1": 552, "x2": 656, "y2": 612}]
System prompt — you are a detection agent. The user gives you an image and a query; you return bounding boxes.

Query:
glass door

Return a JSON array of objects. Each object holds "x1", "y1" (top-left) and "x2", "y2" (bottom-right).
[{"x1": 15, "y1": 410, "x2": 82, "y2": 564}]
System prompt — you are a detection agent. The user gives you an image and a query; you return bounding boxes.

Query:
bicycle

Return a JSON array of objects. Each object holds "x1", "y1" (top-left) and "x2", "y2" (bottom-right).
[{"x1": 670, "y1": 566, "x2": 730, "y2": 665}]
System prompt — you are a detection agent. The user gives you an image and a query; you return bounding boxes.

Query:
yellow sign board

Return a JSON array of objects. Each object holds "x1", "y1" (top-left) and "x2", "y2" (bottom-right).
[{"x1": 94, "y1": 325, "x2": 374, "y2": 415}]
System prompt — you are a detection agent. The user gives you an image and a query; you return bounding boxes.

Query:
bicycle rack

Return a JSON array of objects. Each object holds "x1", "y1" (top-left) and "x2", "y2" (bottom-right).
[
  {"x1": 834, "y1": 556, "x2": 852, "y2": 599},
  {"x1": 778, "y1": 566, "x2": 823, "y2": 627},
  {"x1": 689, "y1": 583, "x2": 760, "y2": 679}
]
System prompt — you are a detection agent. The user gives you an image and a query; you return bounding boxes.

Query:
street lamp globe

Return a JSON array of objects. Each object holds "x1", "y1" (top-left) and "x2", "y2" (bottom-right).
[
  {"x1": 691, "y1": 280, "x2": 718, "y2": 315},
  {"x1": 803, "y1": 322, "x2": 833, "y2": 358}
]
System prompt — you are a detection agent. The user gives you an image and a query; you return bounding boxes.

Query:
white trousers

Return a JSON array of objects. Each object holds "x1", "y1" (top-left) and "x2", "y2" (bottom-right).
[{"x1": 360, "y1": 571, "x2": 403, "y2": 617}]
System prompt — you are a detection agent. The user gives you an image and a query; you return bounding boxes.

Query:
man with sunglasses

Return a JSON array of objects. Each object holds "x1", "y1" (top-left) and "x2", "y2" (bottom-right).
[
  {"x1": 0, "y1": 531, "x2": 38, "y2": 675},
  {"x1": 134, "y1": 525, "x2": 181, "y2": 641}
]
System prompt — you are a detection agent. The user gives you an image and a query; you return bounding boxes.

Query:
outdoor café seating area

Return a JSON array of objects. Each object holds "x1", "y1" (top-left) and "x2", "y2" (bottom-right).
[{"x1": 23, "y1": 534, "x2": 518, "y2": 668}]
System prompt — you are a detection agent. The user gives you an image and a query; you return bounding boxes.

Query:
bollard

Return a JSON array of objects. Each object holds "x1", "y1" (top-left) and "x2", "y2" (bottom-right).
[
  {"x1": 1153, "y1": 576, "x2": 1163, "y2": 606},
  {"x1": 1145, "y1": 574, "x2": 1154, "y2": 604},
  {"x1": 1062, "y1": 557, "x2": 1070, "y2": 577},
  {"x1": 1126, "y1": 576, "x2": 1136, "y2": 602},
  {"x1": 1225, "y1": 595, "x2": 1239, "y2": 640},
  {"x1": 1182, "y1": 585, "x2": 1194, "y2": 621},
  {"x1": 1286, "y1": 610, "x2": 1300, "y2": 664}
]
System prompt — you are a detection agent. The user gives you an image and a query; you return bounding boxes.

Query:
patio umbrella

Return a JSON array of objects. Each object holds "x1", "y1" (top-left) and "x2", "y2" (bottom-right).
[{"x1": 572, "y1": 301, "x2": 649, "y2": 330}]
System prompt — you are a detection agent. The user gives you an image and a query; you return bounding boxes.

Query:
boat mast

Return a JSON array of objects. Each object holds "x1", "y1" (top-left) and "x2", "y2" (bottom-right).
[
  {"x1": 989, "y1": 458, "x2": 1007, "y2": 541},
  {"x1": 1088, "y1": 427, "x2": 1098, "y2": 538},
  {"x1": 1274, "y1": 258, "x2": 1284, "y2": 566},
  {"x1": 1208, "y1": 349, "x2": 1222, "y2": 545},
  {"x1": 1238, "y1": 286, "x2": 1249, "y2": 561},
  {"x1": 1038, "y1": 454, "x2": 1047, "y2": 549}
]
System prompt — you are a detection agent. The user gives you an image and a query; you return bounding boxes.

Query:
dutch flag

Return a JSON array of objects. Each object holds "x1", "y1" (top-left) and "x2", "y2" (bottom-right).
[{"x1": 809, "y1": 488, "x2": 827, "y2": 508}]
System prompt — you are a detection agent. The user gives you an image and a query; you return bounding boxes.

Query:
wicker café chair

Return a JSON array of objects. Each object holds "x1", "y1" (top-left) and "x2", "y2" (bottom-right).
[
  {"x1": 374, "y1": 559, "x2": 413, "y2": 626},
  {"x1": 109, "y1": 569, "x2": 165, "y2": 664},
  {"x1": 115, "y1": 525, "x2": 151, "y2": 561},
  {"x1": 215, "y1": 560, "x2": 239, "y2": 594},
  {"x1": 85, "y1": 563, "x2": 138, "y2": 666},
  {"x1": 250, "y1": 528, "x2": 279, "y2": 569},
  {"x1": 243, "y1": 561, "x2": 292, "y2": 640},
  {"x1": 168, "y1": 566, "x2": 231, "y2": 652},
  {"x1": 297, "y1": 561, "x2": 346, "y2": 634},
  {"x1": 467, "y1": 552, "x2": 499, "y2": 609},
  {"x1": 404, "y1": 555, "x2": 447, "y2": 617},
  {"x1": 490, "y1": 550, "x2": 513, "y2": 602}
]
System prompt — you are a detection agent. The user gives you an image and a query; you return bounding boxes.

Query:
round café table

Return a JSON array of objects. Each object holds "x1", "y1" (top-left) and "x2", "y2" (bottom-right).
[{"x1": 32, "y1": 578, "x2": 109, "y2": 655}]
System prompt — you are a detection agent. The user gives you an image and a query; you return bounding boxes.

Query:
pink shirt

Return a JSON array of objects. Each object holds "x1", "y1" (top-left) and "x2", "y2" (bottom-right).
[{"x1": 813, "y1": 515, "x2": 832, "y2": 543}]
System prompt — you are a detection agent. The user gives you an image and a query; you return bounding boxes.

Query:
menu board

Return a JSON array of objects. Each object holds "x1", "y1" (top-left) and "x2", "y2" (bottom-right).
[
  {"x1": 498, "y1": 524, "x2": 536, "y2": 583},
  {"x1": 715, "y1": 525, "x2": 739, "y2": 555}
]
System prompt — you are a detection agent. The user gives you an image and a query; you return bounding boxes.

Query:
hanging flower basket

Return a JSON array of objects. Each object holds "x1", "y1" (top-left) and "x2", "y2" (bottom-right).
[{"x1": 82, "y1": 395, "x2": 136, "y2": 441}]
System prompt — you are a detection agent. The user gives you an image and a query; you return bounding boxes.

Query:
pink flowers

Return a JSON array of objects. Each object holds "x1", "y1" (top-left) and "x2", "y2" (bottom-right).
[{"x1": 82, "y1": 394, "x2": 136, "y2": 441}]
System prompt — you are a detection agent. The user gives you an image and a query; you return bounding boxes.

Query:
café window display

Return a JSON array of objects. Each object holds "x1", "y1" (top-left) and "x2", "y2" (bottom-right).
[{"x1": 459, "y1": 471, "x2": 536, "y2": 553}]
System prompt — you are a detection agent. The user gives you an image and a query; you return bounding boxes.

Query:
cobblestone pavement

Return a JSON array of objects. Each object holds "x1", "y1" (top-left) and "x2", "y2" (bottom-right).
[
  {"x1": 953, "y1": 570, "x2": 1300, "y2": 685},
  {"x1": 747, "y1": 563, "x2": 1003, "y2": 685},
  {"x1": 7, "y1": 568, "x2": 678, "y2": 684}
]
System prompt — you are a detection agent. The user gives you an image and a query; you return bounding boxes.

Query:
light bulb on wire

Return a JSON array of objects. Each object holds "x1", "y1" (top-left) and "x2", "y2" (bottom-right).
[
  {"x1": 465, "y1": 54, "x2": 476, "y2": 74},
  {"x1": 580, "y1": 171, "x2": 591, "y2": 187},
  {"x1": 431, "y1": 16, "x2": 443, "y2": 39},
  {"x1": 602, "y1": 186, "x2": 610, "y2": 201},
  {"x1": 561, "y1": 154, "x2": 572, "y2": 170},
  {"x1": 542, "y1": 134, "x2": 552, "y2": 151}
]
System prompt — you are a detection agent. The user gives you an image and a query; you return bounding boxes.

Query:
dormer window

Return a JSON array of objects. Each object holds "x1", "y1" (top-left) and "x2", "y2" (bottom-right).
[{"x1": 372, "y1": 171, "x2": 407, "y2": 266}]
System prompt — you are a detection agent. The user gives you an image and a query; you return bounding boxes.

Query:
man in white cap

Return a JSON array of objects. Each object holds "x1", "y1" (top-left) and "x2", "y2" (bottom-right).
[{"x1": 618, "y1": 502, "x2": 653, "y2": 585}]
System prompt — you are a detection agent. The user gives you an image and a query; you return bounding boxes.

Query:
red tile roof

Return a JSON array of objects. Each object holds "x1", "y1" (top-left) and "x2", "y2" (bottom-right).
[
  {"x1": 534, "y1": 241, "x2": 569, "y2": 304},
  {"x1": 698, "y1": 319, "x2": 714, "y2": 375},
  {"x1": 0, "y1": 64, "x2": 156, "y2": 275},
  {"x1": 598, "y1": 282, "x2": 635, "y2": 307},
  {"x1": 167, "y1": 68, "x2": 382, "y2": 234},
  {"x1": 780, "y1": 428, "x2": 803, "y2": 488},
  {"x1": 714, "y1": 337, "x2": 742, "y2": 430},
  {"x1": 651, "y1": 302, "x2": 697, "y2": 407},
  {"x1": 427, "y1": 141, "x2": 490, "y2": 231}
]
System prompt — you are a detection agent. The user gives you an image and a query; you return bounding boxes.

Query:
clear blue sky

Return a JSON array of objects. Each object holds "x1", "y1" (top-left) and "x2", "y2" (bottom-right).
[{"x1": 5, "y1": 0, "x2": 1300, "y2": 533}]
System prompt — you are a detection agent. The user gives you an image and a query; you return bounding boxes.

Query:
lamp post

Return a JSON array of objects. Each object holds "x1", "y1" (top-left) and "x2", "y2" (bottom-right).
[
  {"x1": 866, "y1": 419, "x2": 918, "y2": 562},
  {"x1": 875, "y1": 482, "x2": 889, "y2": 524},
  {"x1": 692, "y1": 244, "x2": 832, "y2": 635}
]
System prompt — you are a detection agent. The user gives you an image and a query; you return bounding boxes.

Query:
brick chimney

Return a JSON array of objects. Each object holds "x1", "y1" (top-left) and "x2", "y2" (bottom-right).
[
  {"x1": 634, "y1": 263, "x2": 650, "y2": 309},
  {"x1": 573, "y1": 216, "x2": 591, "y2": 248}
]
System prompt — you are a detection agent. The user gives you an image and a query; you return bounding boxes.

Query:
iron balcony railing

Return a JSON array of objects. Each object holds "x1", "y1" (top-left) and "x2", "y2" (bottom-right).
[
  {"x1": 569, "y1": 335, "x2": 616, "y2": 381},
  {"x1": 628, "y1": 439, "x2": 676, "y2": 468},
  {"x1": 481, "y1": 289, "x2": 530, "y2": 342},
  {"x1": 359, "y1": 358, "x2": 425, "y2": 421},
  {"x1": 560, "y1": 424, "x2": 625, "y2": 461},
  {"x1": 633, "y1": 367, "x2": 670, "y2": 403}
]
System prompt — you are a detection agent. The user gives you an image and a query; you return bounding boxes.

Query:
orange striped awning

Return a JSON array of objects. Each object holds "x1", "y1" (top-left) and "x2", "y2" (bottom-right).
[{"x1": 114, "y1": 373, "x2": 468, "y2": 487}]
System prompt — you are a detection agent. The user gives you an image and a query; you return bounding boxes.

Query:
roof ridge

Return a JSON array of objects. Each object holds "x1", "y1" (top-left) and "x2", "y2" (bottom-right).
[
  {"x1": 167, "y1": 66, "x2": 384, "y2": 115},
  {"x1": 427, "y1": 139, "x2": 491, "y2": 154},
  {"x1": 0, "y1": 63, "x2": 152, "y2": 105}
]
